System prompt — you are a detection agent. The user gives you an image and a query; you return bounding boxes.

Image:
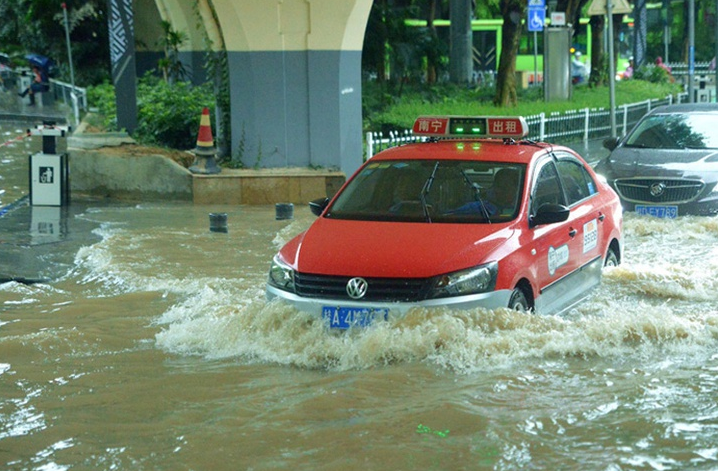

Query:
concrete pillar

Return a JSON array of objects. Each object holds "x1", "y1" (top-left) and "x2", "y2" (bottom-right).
[
  {"x1": 108, "y1": 0, "x2": 138, "y2": 133},
  {"x1": 147, "y1": 0, "x2": 371, "y2": 176},
  {"x1": 220, "y1": 0, "x2": 370, "y2": 175}
]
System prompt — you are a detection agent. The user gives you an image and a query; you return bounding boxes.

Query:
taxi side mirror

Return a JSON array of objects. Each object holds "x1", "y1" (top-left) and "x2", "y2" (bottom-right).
[
  {"x1": 603, "y1": 136, "x2": 621, "y2": 151},
  {"x1": 309, "y1": 197, "x2": 330, "y2": 216},
  {"x1": 529, "y1": 203, "x2": 570, "y2": 228}
]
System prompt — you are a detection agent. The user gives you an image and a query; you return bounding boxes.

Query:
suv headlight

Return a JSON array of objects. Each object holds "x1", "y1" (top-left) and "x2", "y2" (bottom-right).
[
  {"x1": 268, "y1": 255, "x2": 295, "y2": 292},
  {"x1": 428, "y1": 262, "x2": 498, "y2": 299}
]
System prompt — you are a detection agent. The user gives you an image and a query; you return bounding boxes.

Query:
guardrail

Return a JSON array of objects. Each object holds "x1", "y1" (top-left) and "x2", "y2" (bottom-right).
[
  {"x1": 50, "y1": 78, "x2": 87, "y2": 126},
  {"x1": 50, "y1": 78, "x2": 87, "y2": 110},
  {"x1": 665, "y1": 61, "x2": 713, "y2": 76},
  {"x1": 4, "y1": 69, "x2": 86, "y2": 124},
  {"x1": 365, "y1": 92, "x2": 692, "y2": 159}
]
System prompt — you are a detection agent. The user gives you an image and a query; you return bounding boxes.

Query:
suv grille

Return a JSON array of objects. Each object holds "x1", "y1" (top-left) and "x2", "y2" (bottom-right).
[
  {"x1": 294, "y1": 273, "x2": 431, "y2": 302},
  {"x1": 614, "y1": 178, "x2": 704, "y2": 204}
]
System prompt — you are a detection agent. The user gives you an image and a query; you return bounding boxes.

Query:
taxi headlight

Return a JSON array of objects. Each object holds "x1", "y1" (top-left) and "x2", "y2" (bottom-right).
[
  {"x1": 428, "y1": 262, "x2": 498, "y2": 299},
  {"x1": 268, "y1": 255, "x2": 295, "y2": 292}
]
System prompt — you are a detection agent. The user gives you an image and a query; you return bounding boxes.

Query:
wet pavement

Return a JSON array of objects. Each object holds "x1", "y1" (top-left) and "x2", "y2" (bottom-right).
[
  {"x1": 0, "y1": 198, "x2": 104, "y2": 284},
  {"x1": 1, "y1": 89, "x2": 76, "y2": 283}
]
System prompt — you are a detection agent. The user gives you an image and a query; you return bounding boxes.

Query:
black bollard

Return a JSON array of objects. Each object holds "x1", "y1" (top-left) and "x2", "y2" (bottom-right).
[
  {"x1": 275, "y1": 203, "x2": 294, "y2": 220},
  {"x1": 209, "y1": 212, "x2": 228, "y2": 233}
]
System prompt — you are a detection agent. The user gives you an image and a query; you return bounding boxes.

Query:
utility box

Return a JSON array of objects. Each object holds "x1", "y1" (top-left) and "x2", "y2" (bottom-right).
[
  {"x1": 544, "y1": 26, "x2": 572, "y2": 101},
  {"x1": 29, "y1": 123, "x2": 70, "y2": 206}
]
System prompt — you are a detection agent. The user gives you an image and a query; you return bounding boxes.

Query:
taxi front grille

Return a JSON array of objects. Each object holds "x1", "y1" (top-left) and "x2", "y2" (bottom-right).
[
  {"x1": 614, "y1": 178, "x2": 704, "y2": 204},
  {"x1": 294, "y1": 273, "x2": 430, "y2": 302}
]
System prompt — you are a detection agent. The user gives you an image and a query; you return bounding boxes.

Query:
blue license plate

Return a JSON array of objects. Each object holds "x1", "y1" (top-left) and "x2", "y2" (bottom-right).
[
  {"x1": 322, "y1": 306, "x2": 389, "y2": 329},
  {"x1": 635, "y1": 205, "x2": 678, "y2": 219}
]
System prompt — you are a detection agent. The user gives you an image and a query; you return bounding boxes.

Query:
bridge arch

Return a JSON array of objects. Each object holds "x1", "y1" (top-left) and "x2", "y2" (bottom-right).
[{"x1": 132, "y1": 0, "x2": 373, "y2": 175}]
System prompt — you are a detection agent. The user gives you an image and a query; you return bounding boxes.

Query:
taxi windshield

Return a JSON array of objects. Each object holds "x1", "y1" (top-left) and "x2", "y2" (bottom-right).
[{"x1": 326, "y1": 160, "x2": 525, "y2": 223}]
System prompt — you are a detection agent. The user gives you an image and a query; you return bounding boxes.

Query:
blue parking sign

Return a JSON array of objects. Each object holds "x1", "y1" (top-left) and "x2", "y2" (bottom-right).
[{"x1": 528, "y1": 7, "x2": 545, "y2": 32}]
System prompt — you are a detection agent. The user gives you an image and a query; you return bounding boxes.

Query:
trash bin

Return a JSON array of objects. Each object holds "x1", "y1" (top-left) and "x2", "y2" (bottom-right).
[
  {"x1": 18, "y1": 71, "x2": 33, "y2": 105},
  {"x1": 30, "y1": 153, "x2": 68, "y2": 206},
  {"x1": 29, "y1": 124, "x2": 70, "y2": 206}
]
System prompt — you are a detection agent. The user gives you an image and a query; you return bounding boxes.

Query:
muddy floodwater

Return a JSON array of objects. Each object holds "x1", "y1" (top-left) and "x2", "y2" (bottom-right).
[{"x1": 2, "y1": 122, "x2": 718, "y2": 470}]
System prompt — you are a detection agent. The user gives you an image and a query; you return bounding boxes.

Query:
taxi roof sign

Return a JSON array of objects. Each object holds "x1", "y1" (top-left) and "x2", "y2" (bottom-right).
[{"x1": 412, "y1": 116, "x2": 529, "y2": 139}]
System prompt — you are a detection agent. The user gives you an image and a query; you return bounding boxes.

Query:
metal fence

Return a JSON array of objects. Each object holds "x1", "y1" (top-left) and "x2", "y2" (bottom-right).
[
  {"x1": 50, "y1": 78, "x2": 87, "y2": 126},
  {"x1": 50, "y1": 78, "x2": 87, "y2": 111},
  {"x1": 5, "y1": 69, "x2": 86, "y2": 125},
  {"x1": 365, "y1": 92, "x2": 693, "y2": 159}
]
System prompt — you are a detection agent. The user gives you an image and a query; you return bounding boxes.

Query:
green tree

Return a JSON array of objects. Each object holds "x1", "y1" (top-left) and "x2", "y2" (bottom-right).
[
  {"x1": 0, "y1": 0, "x2": 109, "y2": 85},
  {"x1": 157, "y1": 20, "x2": 188, "y2": 85},
  {"x1": 493, "y1": 0, "x2": 525, "y2": 107}
]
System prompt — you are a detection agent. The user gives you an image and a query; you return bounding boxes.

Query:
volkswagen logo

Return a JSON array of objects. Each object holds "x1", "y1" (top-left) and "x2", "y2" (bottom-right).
[
  {"x1": 649, "y1": 182, "x2": 666, "y2": 197},
  {"x1": 346, "y1": 277, "x2": 368, "y2": 299}
]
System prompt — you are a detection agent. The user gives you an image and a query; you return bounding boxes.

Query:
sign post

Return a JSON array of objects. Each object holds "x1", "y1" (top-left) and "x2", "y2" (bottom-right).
[{"x1": 528, "y1": 0, "x2": 545, "y2": 87}]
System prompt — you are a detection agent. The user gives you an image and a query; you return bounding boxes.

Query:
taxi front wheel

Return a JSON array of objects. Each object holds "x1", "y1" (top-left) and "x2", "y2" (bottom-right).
[
  {"x1": 508, "y1": 288, "x2": 530, "y2": 313},
  {"x1": 604, "y1": 247, "x2": 619, "y2": 267}
]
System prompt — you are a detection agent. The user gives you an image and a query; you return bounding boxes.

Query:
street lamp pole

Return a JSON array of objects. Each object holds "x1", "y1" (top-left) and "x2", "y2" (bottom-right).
[
  {"x1": 61, "y1": 3, "x2": 78, "y2": 125},
  {"x1": 607, "y1": 0, "x2": 617, "y2": 137},
  {"x1": 688, "y1": 0, "x2": 694, "y2": 103}
]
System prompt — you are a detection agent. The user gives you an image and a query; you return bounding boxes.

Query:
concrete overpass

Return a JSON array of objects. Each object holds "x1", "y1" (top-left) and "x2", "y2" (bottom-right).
[{"x1": 116, "y1": 0, "x2": 373, "y2": 175}]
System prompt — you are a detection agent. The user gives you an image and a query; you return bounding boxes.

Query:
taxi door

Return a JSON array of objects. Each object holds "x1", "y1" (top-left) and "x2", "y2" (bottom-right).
[{"x1": 527, "y1": 155, "x2": 592, "y2": 314}]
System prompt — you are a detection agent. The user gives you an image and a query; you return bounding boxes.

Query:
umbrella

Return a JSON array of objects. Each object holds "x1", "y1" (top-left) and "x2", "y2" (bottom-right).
[{"x1": 25, "y1": 53, "x2": 54, "y2": 72}]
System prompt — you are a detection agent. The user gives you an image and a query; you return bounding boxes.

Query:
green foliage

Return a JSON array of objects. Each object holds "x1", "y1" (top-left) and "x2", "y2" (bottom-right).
[
  {"x1": 633, "y1": 64, "x2": 674, "y2": 84},
  {"x1": 364, "y1": 79, "x2": 682, "y2": 132},
  {"x1": 361, "y1": 1, "x2": 447, "y2": 85},
  {"x1": 134, "y1": 75, "x2": 215, "y2": 149},
  {"x1": 88, "y1": 76, "x2": 216, "y2": 150},
  {"x1": 86, "y1": 81, "x2": 117, "y2": 129},
  {"x1": 645, "y1": 1, "x2": 717, "y2": 63},
  {"x1": 0, "y1": 0, "x2": 110, "y2": 86},
  {"x1": 157, "y1": 20, "x2": 189, "y2": 84}
]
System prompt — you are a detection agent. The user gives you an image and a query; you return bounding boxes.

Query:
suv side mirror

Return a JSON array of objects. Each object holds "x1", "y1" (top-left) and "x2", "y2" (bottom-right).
[
  {"x1": 529, "y1": 203, "x2": 570, "y2": 228},
  {"x1": 309, "y1": 197, "x2": 330, "y2": 216},
  {"x1": 603, "y1": 136, "x2": 621, "y2": 151}
]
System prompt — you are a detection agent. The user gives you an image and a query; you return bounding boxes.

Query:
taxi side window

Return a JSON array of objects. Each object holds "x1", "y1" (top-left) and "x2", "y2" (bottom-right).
[
  {"x1": 532, "y1": 161, "x2": 565, "y2": 213},
  {"x1": 556, "y1": 159, "x2": 596, "y2": 205}
]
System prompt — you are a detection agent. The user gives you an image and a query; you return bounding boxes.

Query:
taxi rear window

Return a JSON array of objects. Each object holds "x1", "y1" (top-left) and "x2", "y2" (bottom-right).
[{"x1": 326, "y1": 160, "x2": 526, "y2": 223}]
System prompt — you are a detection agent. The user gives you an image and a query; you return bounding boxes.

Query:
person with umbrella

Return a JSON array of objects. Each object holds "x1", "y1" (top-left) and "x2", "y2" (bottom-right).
[{"x1": 18, "y1": 54, "x2": 51, "y2": 106}]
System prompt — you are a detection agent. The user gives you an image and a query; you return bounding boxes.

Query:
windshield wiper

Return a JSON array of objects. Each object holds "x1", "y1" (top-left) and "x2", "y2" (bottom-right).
[
  {"x1": 460, "y1": 169, "x2": 492, "y2": 223},
  {"x1": 420, "y1": 162, "x2": 439, "y2": 222}
]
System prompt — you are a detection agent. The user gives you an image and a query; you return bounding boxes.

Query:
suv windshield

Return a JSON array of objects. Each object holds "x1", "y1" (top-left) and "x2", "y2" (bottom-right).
[
  {"x1": 326, "y1": 160, "x2": 525, "y2": 223},
  {"x1": 625, "y1": 112, "x2": 718, "y2": 149}
]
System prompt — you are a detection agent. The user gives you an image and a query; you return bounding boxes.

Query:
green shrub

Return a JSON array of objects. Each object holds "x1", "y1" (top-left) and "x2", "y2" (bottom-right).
[
  {"x1": 86, "y1": 81, "x2": 117, "y2": 130},
  {"x1": 135, "y1": 75, "x2": 215, "y2": 149},
  {"x1": 633, "y1": 64, "x2": 675, "y2": 84},
  {"x1": 86, "y1": 76, "x2": 215, "y2": 150}
]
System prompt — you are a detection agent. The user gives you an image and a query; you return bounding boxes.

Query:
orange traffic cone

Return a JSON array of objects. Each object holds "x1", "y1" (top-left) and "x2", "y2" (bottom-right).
[{"x1": 189, "y1": 107, "x2": 221, "y2": 174}]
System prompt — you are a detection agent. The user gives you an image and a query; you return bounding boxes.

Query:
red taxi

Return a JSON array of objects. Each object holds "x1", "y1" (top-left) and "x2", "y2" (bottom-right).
[{"x1": 267, "y1": 116, "x2": 623, "y2": 328}]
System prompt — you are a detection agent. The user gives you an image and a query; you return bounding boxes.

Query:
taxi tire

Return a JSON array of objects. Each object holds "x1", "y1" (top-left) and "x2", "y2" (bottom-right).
[
  {"x1": 508, "y1": 288, "x2": 530, "y2": 313},
  {"x1": 604, "y1": 247, "x2": 619, "y2": 267}
]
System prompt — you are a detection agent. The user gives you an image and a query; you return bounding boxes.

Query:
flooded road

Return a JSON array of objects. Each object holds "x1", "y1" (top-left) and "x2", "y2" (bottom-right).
[{"x1": 2, "y1": 122, "x2": 718, "y2": 470}]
